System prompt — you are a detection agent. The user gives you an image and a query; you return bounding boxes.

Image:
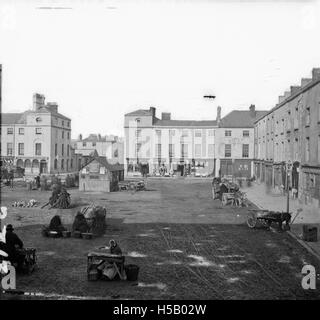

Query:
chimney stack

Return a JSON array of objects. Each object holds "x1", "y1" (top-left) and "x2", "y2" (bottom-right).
[
  {"x1": 161, "y1": 112, "x2": 171, "y2": 120},
  {"x1": 284, "y1": 91, "x2": 291, "y2": 100},
  {"x1": 278, "y1": 95, "x2": 285, "y2": 104},
  {"x1": 301, "y1": 78, "x2": 312, "y2": 87},
  {"x1": 216, "y1": 106, "x2": 221, "y2": 123},
  {"x1": 249, "y1": 104, "x2": 256, "y2": 118},
  {"x1": 312, "y1": 68, "x2": 320, "y2": 80},
  {"x1": 33, "y1": 93, "x2": 45, "y2": 111},
  {"x1": 46, "y1": 102, "x2": 58, "y2": 113},
  {"x1": 149, "y1": 107, "x2": 156, "y2": 118},
  {"x1": 290, "y1": 86, "x2": 300, "y2": 95}
]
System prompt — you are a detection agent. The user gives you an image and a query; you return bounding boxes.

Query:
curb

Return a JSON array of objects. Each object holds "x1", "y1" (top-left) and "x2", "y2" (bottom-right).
[
  {"x1": 247, "y1": 196, "x2": 320, "y2": 262},
  {"x1": 287, "y1": 230, "x2": 320, "y2": 262}
]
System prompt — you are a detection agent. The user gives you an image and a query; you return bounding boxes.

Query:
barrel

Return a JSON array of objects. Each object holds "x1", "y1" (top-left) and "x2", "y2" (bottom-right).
[{"x1": 125, "y1": 264, "x2": 139, "y2": 281}]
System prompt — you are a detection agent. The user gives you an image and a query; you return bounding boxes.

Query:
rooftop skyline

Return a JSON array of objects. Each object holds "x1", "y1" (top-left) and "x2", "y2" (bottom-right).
[{"x1": 1, "y1": 0, "x2": 320, "y2": 138}]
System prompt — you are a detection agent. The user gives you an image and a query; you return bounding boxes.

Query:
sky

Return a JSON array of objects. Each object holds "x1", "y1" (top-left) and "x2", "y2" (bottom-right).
[{"x1": 1, "y1": 0, "x2": 320, "y2": 139}]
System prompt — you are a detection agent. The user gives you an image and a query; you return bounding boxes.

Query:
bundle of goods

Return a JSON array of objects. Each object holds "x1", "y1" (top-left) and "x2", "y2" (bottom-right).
[
  {"x1": 81, "y1": 205, "x2": 107, "y2": 236},
  {"x1": 42, "y1": 187, "x2": 71, "y2": 209},
  {"x1": 12, "y1": 199, "x2": 38, "y2": 208},
  {"x1": 42, "y1": 215, "x2": 67, "y2": 237}
]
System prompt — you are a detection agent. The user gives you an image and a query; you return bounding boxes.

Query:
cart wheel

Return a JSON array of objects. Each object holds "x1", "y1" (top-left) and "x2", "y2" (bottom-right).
[{"x1": 247, "y1": 212, "x2": 258, "y2": 228}]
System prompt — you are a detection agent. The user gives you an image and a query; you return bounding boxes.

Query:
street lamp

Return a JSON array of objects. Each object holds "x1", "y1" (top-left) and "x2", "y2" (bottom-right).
[{"x1": 286, "y1": 160, "x2": 293, "y2": 214}]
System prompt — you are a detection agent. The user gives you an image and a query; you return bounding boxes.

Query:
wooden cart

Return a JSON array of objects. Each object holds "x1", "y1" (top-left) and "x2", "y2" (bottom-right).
[{"x1": 246, "y1": 210, "x2": 291, "y2": 231}]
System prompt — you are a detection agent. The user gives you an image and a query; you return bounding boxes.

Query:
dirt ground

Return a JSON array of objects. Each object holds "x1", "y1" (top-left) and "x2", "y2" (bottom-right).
[{"x1": 1, "y1": 178, "x2": 320, "y2": 300}]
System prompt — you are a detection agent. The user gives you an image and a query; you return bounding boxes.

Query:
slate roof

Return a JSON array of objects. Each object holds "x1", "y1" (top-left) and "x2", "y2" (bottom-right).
[
  {"x1": 81, "y1": 151, "x2": 124, "y2": 172},
  {"x1": 219, "y1": 110, "x2": 268, "y2": 128},
  {"x1": 125, "y1": 109, "x2": 153, "y2": 117},
  {"x1": 154, "y1": 119, "x2": 218, "y2": 127},
  {"x1": 1, "y1": 113, "x2": 24, "y2": 124}
]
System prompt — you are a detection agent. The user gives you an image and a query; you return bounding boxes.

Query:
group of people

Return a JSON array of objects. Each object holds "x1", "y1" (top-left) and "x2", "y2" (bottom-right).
[{"x1": 211, "y1": 177, "x2": 240, "y2": 200}]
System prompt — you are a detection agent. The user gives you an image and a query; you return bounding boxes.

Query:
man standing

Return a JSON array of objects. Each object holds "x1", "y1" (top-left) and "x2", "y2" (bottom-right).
[{"x1": 5, "y1": 224, "x2": 25, "y2": 269}]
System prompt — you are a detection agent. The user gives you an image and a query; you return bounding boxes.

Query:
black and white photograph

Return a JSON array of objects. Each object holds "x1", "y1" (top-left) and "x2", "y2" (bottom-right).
[{"x1": 1, "y1": 0, "x2": 320, "y2": 309}]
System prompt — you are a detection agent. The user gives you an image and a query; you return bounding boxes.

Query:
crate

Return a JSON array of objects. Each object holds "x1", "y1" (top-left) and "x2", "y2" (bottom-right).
[
  {"x1": 302, "y1": 225, "x2": 318, "y2": 242},
  {"x1": 87, "y1": 269, "x2": 99, "y2": 281}
]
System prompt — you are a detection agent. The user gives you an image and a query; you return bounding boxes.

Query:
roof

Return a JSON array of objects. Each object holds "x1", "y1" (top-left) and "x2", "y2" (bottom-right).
[
  {"x1": 1, "y1": 113, "x2": 24, "y2": 124},
  {"x1": 125, "y1": 109, "x2": 153, "y2": 117},
  {"x1": 219, "y1": 110, "x2": 268, "y2": 128},
  {"x1": 81, "y1": 151, "x2": 124, "y2": 172},
  {"x1": 154, "y1": 119, "x2": 218, "y2": 127},
  {"x1": 82, "y1": 134, "x2": 107, "y2": 143}
]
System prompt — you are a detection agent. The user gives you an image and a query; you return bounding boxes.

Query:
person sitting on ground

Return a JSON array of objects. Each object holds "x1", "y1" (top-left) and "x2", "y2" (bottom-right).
[
  {"x1": 72, "y1": 211, "x2": 89, "y2": 233},
  {"x1": 5, "y1": 224, "x2": 26, "y2": 269},
  {"x1": 109, "y1": 239, "x2": 122, "y2": 256},
  {"x1": 219, "y1": 181, "x2": 229, "y2": 200},
  {"x1": 48, "y1": 215, "x2": 66, "y2": 235}
]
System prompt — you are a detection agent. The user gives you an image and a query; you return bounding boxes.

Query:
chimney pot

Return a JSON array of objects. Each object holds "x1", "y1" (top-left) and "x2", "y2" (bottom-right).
[
  {"x1": 312, "y1": 68, "x2": 320, "y2": 80},
  {"x1": 249, "y1": 104, "x2": 256, "y2": 118}
]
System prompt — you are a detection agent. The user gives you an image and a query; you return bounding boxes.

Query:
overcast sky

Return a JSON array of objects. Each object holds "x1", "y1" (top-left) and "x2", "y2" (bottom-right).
[{"x1": 1, "y1": 0, "x2": 320, "y2": 138}]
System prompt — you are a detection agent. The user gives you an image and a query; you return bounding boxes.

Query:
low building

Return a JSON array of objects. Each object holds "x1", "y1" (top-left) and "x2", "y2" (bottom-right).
[
  {"x1": 79, "y1": 151, "x2": 124, "y2": 192},
  {"x1": 1, "y1": 93, "x2": 74, "y2": 176}
]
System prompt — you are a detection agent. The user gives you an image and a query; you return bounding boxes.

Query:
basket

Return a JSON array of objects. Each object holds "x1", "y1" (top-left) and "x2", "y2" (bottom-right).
[
  {"x1": 87, "y1": 269, "x2": 99, "y2": 281},
  {"x1": 124, "y1": 264, "x2": 139, "y2": 281},
  {"x1": 82, "y1": 232, "x2": 93, "y2": 240},
  {"x1": 62, "y1": 231, "x2": 71, "y2": 238}
]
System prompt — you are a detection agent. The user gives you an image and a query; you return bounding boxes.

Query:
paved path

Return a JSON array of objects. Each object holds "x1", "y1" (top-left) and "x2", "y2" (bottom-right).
[{"x1": 243, "y1": 182, "x2": 320, "y2": 260}]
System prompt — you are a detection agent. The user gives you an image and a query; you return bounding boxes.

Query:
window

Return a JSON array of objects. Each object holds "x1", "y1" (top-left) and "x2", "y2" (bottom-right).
[
  {"x1": 7, "y1": 128, "x2": 13, "y2": 135},
  {"x1": 70, "y1": 159, "x2": 73, "y2": 169},
  {"x1": 243, "y1": 130, "x2": 250, "y2": 137},
  {"x1": 61, "y1": 159, "x2": 64, "y2": 170},
  {"x1": 225, "y1": 130, "x2": 232, "y2": 137},
  {"x1": 92, "y1": 142, "x2": 96, "y2": 147},
  {"x1": 195, "y1": 130, "x2": 202, "y2": 138},
  {"x1": 62, "y1": 144, "x2": 64, "y2": 156},
  {"x1": 156, "y1": 130, "x2": 161, "y2": 137},
  {"x1": 155, "y1": 144, "x2": 161, "y2": 158},
  {"x1": 67, "y1": 121, "x2": 70, "y2": 127},
  {"x1": 62, "y1": 131, "x2": 64, "y2": 139},
  {"x1": 83, "y1": 142, "x2": 86, "y2": 147},
  {"x1": 208, "y1": 144, "x2": 215, "y2": 157},
  {"x1": 36, "y1": 128, "x2": 42, "y2": 134},
  {"x1": 7, "y1": 143, "x2": 13, "y2": 156},
  {"x1": 182, "y1": 130, "x2": 189, "y2": 137},
  {"x1": 306, "y1": 107, "x2": 311, "y2": 126},
  {"x1": 67, "y1": 132, "x2": 70, "y2": 139},
  {"x1": 19, "y1": 128, "x2": 24, "y2": 135},
  {"x1": 136, "y1": 129, "x2": 141, "y2": 137},
  {"x1": 67, "y1": 145, "x2": 70, "y2": 157},
  {"x1": 35, "y1": 117, "x2": 41, "y2": 122},
  {"x1": 54, "y1": 159, "x2": 58, "y2": 170},
  {"x1": 169, "y1": 144, "x2": 174, "y2": 158},
  {"x1": 62, "y1": 121, "x2": 64, "y2": 127},
  {"x1": 18, "y1": 143, "x2": 24, "y2": 155},
  {"x1": 35, "y1": 143, "x2": 41, "y2": 156},
  {"x1": 169, "y1": 129, "x2": 175, "y2": 136},
  {"x1": 306, "y1": 137, "x2": 310, "y2": 162},
  {"x1": 242, "y1": 144, "x2": 249, "y2": 158},
  {"x1": 208, "y1": 130, "x2": 215, "y2": 137},
  {"x1": 195, "y1": 144, "x2": 201, "y2": 157},
  {"x1": 55, "y1": 143, "x2": 58, "y2": 156},
  {"x1": 181, "y1": 144, "x2": 188, "y2": 157},
  {"x1": 225, "y1": 144, "x2": 231, "y2": 157},
  {"x1": 135, "y1": 118, "x2": 141, "y2": 124}
]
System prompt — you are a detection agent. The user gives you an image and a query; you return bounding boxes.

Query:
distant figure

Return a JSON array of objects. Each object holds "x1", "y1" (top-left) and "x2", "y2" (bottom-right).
[
  {"x1": 109, "y1": 239, "x2": 122, "y2": 256},
  {"x1": 35, "y1": 175, "x2": 41, "y2": 189},
  {"x1": 9, "y1": 170, "x2": 14, "y2": 189},
  {"x1": 5, "y1": 224, "x2": 25, "y2": 268},
  {"x1": 48, "y1": 215, "x2": 66, "y2": 234},
  {"x1": 72, "y1": 211, "x2": 89, "y2": 233}
]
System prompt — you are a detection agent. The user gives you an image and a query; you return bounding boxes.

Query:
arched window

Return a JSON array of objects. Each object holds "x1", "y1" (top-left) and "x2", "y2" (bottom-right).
[{"x1": 54, "y1": 159, "x2": 58, "y2": 170}]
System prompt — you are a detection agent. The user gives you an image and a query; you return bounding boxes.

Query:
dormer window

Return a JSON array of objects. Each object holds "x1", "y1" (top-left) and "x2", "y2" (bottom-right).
[{"x1": 135, "y1": 118, "x2": 141, "y2": 123}]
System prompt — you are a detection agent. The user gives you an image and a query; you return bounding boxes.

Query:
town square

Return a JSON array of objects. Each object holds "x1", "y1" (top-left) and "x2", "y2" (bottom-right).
[{"x1": 1, "y1": 0, "x2": 320, "y2": 302}]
